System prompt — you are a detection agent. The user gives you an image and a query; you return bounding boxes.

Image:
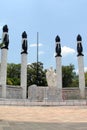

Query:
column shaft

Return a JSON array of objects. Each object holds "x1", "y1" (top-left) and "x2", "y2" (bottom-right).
[
  {"x1": 78, "y1": 56, "x2": 85, "y2": 98},
  {"x1": 56, "y1": 57, "x2": 62, "y2": 89},
  {"x1": 21, "y1": 53, "x2": 27, "y2": 99},
  {"x1": 1, "y1": 49, "x2": 7, "y2": 98},
  {"x1": 56, "y1": 56, "x2": 62, "y2": 100}
]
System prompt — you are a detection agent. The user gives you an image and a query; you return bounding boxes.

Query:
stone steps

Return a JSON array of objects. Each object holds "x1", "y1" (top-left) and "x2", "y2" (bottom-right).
[{"x1": 0, "y1": 99, "x2": 87, "y2": 106}]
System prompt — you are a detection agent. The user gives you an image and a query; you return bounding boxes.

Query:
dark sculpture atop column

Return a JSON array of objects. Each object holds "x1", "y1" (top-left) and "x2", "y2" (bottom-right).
[
  {"x1": 55, "y1": 35, "x2": 61, "y2": 57},
  {"x1": 21, "y1": 31, "x2": 28, "y2": 54},
  {"x1": 77, "y1": 34, "x2": 84, "y2": 56},
  {"x1": 3, "y1": 25, "x2": 8, "y2": 32},
  {"x1": 1, "y1": 25, "x2": 9, "y2": 49}
]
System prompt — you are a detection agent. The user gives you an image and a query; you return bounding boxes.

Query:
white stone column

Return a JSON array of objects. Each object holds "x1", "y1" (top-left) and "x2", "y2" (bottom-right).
[
  {"x1": 56, "y1": 56, "x2": 62, "y2": 99},
  {"x1": 0, "y1": 25, "x2": 9, "y2": 98},
  {"x1": 55, "y1": 35, "x2": 62, "y2": 100},
  {"x1": 21, "y1": 53, "x2": 27, "y2": 99},
  {"x1": 78, "y1": 56, "x2": 85, "y2": 98},
  {"x1": 21, "y1": 31, "x2": 28, "y2": 99},
  {"x1": 77, "y1": 34, "x2": 85, "y2": 99},
  {"x1": 1, "y1": 49, "x2": 7, "y2": 98},
  {"x1": 56, "y1": 57, "x2": 62, "y2": 89}
]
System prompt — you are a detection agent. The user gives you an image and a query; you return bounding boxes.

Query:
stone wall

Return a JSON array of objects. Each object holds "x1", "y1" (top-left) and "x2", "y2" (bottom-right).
[
  {"x1": 0, "y1": 85, "x2": 22, "y2": 99},
  {"x1": 63, "y1": 88, "x2": 87, "y2": 99},
  {"x1": 62, "y1": 88, "x2": 80, "y2": 100},
  {"x1": 0, "y1": 85, "x2": 87, "y2": 100},
  {"x1": 28, "y1": 85, "x2": 87, "y2": 101},
  {"x1": 7, "y1": 85, "x2": 22, "y2": 99}
]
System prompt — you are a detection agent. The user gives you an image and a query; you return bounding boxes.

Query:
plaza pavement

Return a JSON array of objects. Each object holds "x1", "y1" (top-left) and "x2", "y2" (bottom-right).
[{"x1": 0, "y1": 106, "x2": 87, "y2": 130}]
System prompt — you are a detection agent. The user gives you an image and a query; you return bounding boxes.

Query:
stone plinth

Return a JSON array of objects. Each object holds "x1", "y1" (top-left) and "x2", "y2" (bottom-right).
[
  {"x1": 28, "y1": 86, "x2": 63, "y2": 102},
  {"x1": 78, "y1": 56, "x2": 85, "y2": 98},
  {"x1": 28, "y1": 85, "x2": 45, "y2": 102},
  {"x1": 21, "y1": 53, "x2": 27, "y2": 99}
]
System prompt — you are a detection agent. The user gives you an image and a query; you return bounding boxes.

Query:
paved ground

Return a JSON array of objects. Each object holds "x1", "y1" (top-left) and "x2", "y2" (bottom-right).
[{"x1": 0, "y1": 106, "x2": 87, "y2": 130}]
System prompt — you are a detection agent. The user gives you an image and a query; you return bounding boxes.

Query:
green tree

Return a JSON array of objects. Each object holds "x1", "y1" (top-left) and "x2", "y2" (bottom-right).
[
  {"x1": 71, "y1": 74, "x2": 79, "y2": 87},
  {"x1": 7, "y1": 63, "x2": 21, "y2": 85},
  {"x1": 7, "y1": 63, "x2": 80, "y2": 88},
  {"x1": 27, "y1": 62, "x2": 47, "y2": 86},
  {"x1": 7, "y1": 62, "x2": 47, "y2": 86},
  {"x1": 62, "y1": 64, "x2": 78, "y2": 87}
]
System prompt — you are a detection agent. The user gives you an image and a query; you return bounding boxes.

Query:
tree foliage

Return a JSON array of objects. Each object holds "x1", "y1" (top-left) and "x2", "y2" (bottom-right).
[
  {"x1": 7, "y1": 63, "x2": 80, "y2": 88},
  {"x1": 62, "y1": 64, "x2": 78, "y2": 87},
  {"x1": 7, "y1": 62, "x2": 47, "y2": 86},
  {"x1": 7, "y1": 63, "x2": 21, "y2": 85},
  {"x1": 85, "y1": 72, "x2": 87, "y2": 87},
  {"x1": 27, "y1": 62, "x2": 47, "y2": 86}
]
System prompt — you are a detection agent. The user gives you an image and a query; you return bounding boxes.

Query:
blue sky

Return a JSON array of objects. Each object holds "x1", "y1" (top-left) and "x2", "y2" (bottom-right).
[{"x1": 0, "y1": 0, "x2": 87, "y2": 71}]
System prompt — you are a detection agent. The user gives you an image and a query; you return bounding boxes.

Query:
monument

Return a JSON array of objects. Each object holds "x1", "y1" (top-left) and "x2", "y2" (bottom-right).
[
  {"x1": 0, "y1": 25, "x2": 9, "y2": 98},
  {"x1": 77, "y1": 34, "x2": 85, "y2": 98},
  {"x1": 21, "y1": 31, "x2": 28, "y2": 99},
  {"x1": 0, "y1": 24, "x2": 86, "y2": 101},
  {"x1": 55, "y1": 35, "x2": 62, "y2": 100}
]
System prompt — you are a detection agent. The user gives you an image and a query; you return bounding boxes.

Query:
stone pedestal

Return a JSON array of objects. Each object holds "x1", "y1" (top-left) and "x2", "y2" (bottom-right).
[
  {"x1": 56, "y1": 57, "x2": 62, "y2": 100},
  {"x1": 1, "y1": 49, "x2": 8, "y2": 98},
  {"x1": 78, "y1": 56, "x2": 85, "y2": 98},
  {"x1": 21, "y1": 53, "x2": 27, "y2": 99}
]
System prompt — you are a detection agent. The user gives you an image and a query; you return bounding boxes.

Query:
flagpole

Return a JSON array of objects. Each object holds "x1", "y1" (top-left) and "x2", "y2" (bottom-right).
[{"x1": 37, "y1": 32, "x2": 39, "y2": 86}]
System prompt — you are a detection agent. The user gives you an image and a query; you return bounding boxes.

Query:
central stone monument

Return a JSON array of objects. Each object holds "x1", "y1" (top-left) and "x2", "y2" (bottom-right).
[{"x1": 0, "y1": 25, "x2": 86, "y2": 101}]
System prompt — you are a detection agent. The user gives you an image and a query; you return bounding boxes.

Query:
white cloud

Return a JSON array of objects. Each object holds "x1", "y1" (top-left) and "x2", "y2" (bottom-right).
[
  {"x1": 0, "y1": 24, "x2": 4, "y2": 30},
  {"x1": 61, "y1": 46, "x2": 75, "y2": 56},
  {"x1": 84, "y1": 67, "x2": 87, "y2": 72},
  {"x1": 0, "y1": 26, "x2": 2, "y2": 30},
  {"x1": 39, "y1": 51, "x2": 44, "y2": 55},
  {"x1": 0, "y1": 25, "x2": 3, "y2": 30},
  {"x1": 30, "y1": 43, "x2": 43, "y2": 47},
  {"x1": 75, "y1": 69, "x2": 78, "y2": 74},
  {"x1": 27, "y1": 63, "x2": 31, "y2": 65}
]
